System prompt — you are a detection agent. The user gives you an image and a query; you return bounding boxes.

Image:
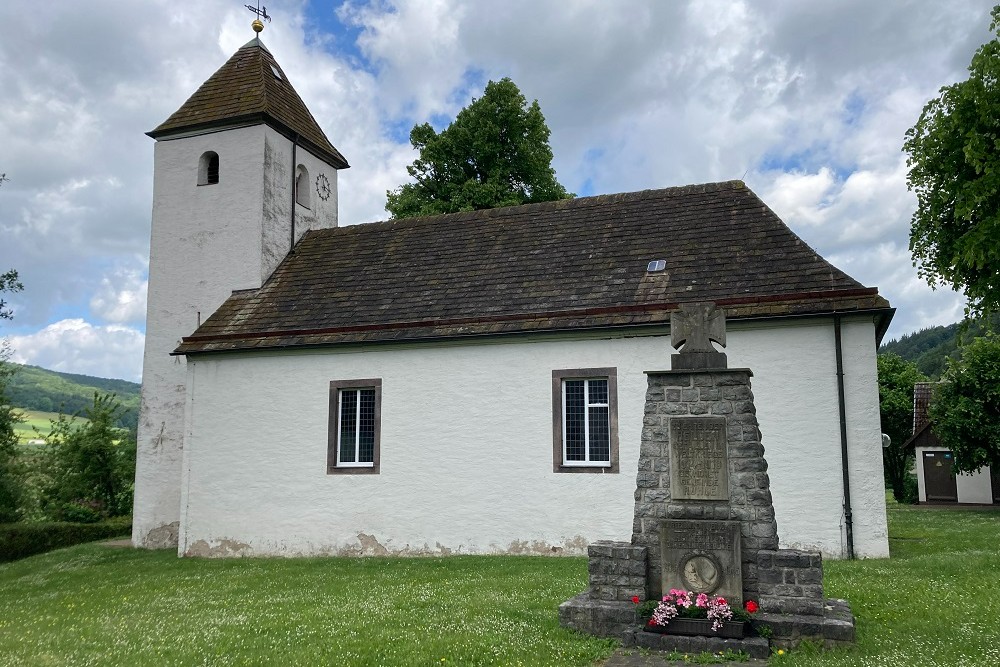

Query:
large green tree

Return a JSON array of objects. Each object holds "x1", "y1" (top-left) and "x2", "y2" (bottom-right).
[
  {"x1": 877, "y1": 353, "x2": 928, "y2": 503},
  {"x1": 930, "y1": 334, "x2": 1000, "y2": 473},
  {"x1": 0, "y1": 269, "x2": 24, "y2": 523},
  {"x1": 904, "y1": 6, "x2": 1000, "y2": 317},
  {"x1": 386, "y1": 77, "x2": 572, "y2": 218}
]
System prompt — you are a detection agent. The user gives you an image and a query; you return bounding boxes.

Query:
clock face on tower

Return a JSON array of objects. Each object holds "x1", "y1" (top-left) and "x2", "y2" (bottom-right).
[{"x1": 315, "y1": 173, "x2": 331, "y2": 201}]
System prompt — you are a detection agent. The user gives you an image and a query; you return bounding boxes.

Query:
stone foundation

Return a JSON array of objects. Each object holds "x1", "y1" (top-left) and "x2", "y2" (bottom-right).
[
  {"x1": 757, "y1": 549, "x2": 825, "y2": 616},
  {"x1": 586, "y1": 541, "x2": 648, "y2": 602},
  {"x1": 623, "y1": 630, "x2": 771, "y2": 660}
]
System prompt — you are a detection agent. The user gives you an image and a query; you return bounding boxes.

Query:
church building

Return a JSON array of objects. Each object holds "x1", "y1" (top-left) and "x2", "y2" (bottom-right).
[{"x1": 132, "y1": 30, "x2": 893, "y2": 559}]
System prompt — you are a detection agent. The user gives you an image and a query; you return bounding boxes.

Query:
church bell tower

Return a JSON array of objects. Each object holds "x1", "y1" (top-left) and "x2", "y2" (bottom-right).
[{"x1": 133, "y1": 21, "x2": 349, "y2": 548}]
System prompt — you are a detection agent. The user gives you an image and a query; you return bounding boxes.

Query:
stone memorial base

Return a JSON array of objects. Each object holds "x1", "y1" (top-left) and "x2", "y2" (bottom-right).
[
  {"x1": 559, "y1": 541, "x2": 856, "y2": 654},
  {"x1": 623, "y1": 630, "x2": 771, "y2": 660}
]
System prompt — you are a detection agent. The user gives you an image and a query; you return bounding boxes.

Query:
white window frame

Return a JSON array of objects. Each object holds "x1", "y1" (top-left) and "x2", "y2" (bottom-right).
[
  {"x1": 337, "y1": 388, "x2": 375, "y2": 468},
  {"x1": 561, "y1": 378, "x2": 611, "y2": 467}
]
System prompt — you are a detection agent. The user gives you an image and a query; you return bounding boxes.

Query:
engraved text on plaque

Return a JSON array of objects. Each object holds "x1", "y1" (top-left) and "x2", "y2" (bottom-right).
[{"x1": 669, "y1": 417, "x2": 729, "y2": 500}]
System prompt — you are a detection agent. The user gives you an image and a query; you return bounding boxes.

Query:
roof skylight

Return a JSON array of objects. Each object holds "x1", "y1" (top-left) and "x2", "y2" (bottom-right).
[
  {"x1": 270, "y1": 64, "x2": 282, "y2": 80},
  {"x1": 647, "y1": 259, "x2": 667, "y2": 272}
]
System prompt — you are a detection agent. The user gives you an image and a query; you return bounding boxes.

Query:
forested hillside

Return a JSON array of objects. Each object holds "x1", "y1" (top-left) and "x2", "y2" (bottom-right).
[
  {"x1": 4, "y1": 364, "x2": 140, "y2": 429},
  {"x1": 879, "y1": 314, "x2": 1000, "y2": 378}
]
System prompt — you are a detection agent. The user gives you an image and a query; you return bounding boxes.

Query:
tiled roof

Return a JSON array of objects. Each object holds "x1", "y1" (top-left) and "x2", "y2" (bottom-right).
[
  {"x1": 176, "y1": 181, "x2": 892, "y2": 354},
  {"x1": 148, "y1": 38, "x2": 348, "y2": 169},
  {"x1": 913, "y1": 382, "x2": 934, "y2": 432}
]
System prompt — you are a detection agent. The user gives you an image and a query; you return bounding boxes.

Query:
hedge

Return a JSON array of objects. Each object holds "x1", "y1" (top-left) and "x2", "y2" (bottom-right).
[{"x1": 0, "y1": 517, "x2": 132, "y2": 562}]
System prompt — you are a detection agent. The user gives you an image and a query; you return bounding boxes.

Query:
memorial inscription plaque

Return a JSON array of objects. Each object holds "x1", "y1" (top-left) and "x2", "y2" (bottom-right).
[
  {"x1": 661, "y1": 519, "x2": 742, "y2": 605},
  {"x1": 669, "y1": 417, "x2": 729, "y2": 500}
]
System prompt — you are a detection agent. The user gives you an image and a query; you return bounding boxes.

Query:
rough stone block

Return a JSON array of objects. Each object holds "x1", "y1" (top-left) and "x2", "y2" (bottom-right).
[
  {"x1": 801, "y1": 584, "x2": 824, "y2": 599},
  {"x1": 758, "y1": 568, "x2": 783, "y2": 585},
  {"x1": 824, "y1": 617, "x2": 855, "y2": 642},
  {"x1": 591, "y1": 586, "x2": 615, "y2": 601},
  {"x1": 661, "y1": 374, "x2": 692, "y2": 387},
  {"x1": 645, "y1": 490, "x2": 670, "y2": 504},
  {"x1": 588, "y1": 542, "x2": 615, "y2": 558},
  {"x1": 680, "y1": 388, "x2": 700, "y2": 401},
  {"x1": 722, "y1": 386, "x2": 752, "y2": 400},
  {"x1": 734, "y1": 458, "x2": 766, "y2": 473},
  {"x1": 636, "y1": 472, "x2": 658, "y2": 488},
  {"x1": 773, "y1": 550, "x2": 810, "y2": 568},
  {"x1": 618, "y1": 587, "x2": 645, "y2": 601},
  {"x1": 711, "y1": 401, "x2": 733, "y2": 415},
  {"x1": 796, "y1": 567, "x2": 824, "y2": 585},
  {"x1": 751, "y1": 522, "x2": 776, "y2": 538}
]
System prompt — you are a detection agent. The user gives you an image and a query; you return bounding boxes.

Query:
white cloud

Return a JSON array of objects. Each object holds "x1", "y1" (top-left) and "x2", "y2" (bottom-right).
[
  {"x1": 89, "y1": 266, "x2": 148, "y2": 326},
  {"x1": 1, "y1": 0, "x2": 997, "y2": 380},
  {"x1": 9, "y1": 319, "x2": 145, "y2": 382}
]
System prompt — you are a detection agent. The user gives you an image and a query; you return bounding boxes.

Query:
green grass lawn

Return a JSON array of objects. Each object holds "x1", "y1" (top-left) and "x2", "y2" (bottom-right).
[
  {"x1": 0, "y1": 546, "x2": 614, "y2": 666},
  {"x1": 1, "y1": 503, "x2": 998, "y2": 666},
  {"x1": 12, "y1": 409, "x2": 65, "y2": 444},
  {"x1": 775, "y1": 503, "x2": 1000, "y2": 667}
]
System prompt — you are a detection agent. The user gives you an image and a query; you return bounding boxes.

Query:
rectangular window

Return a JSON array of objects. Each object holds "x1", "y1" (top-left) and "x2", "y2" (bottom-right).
[
  {"x1": 552, "y1": 368, "x2": 619, "y2": 473},
  {"x1": 328, "y1": 379, "x2": 381, "y2": 474}
]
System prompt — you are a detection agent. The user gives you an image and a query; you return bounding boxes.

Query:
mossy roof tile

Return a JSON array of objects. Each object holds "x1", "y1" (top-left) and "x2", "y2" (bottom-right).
[
  {"x1": 177, "y1": 180, "x2": 891, "y2": 353},
  {"x1": 149, "y1": 38, "x2": 348, "y2": 169}
]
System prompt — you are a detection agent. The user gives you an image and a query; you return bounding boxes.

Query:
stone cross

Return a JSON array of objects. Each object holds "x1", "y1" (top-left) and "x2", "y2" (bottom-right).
[{"x1": 671, "y1": 302, "x2": 726, "y2": 354}]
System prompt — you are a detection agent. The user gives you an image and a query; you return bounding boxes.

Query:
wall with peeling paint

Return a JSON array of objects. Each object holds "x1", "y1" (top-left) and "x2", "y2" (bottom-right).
[
  {"x1": 177, "y1": 316, "x2": 889, "y2": 559},
  {"x1": 134, "y1": 124, "x2": 341, "y2": 548}
]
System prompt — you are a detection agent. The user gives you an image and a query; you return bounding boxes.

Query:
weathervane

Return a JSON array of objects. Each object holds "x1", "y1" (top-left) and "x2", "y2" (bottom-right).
[{"x1": 246, "y1": 1, "x2": 271, "y2": 33}]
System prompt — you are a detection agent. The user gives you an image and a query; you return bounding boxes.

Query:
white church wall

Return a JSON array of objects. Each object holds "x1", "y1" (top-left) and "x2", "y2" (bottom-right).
[
  {"x1": 260, "y1": 127, "x2": 340, "y2": 282},
  {"x1": 178, "y1": 316, "x2": 889, "y2": 558},
  {"x1": 723, "y1": 317, "x2": 888, "y2": 558},
  {"x1": 135, "y1": 124, "x2": 343, "y2": 547}
]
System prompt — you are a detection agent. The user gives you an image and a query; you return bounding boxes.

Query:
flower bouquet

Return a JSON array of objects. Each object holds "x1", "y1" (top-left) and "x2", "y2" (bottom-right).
[{"x1": 635, "y1": 590, "x2": 758, "y2": 638}]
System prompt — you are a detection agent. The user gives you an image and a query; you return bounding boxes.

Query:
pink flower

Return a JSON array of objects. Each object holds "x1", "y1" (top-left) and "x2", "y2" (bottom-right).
[{"x1": 695, "y1": 593, "x2": 709, "y2": 608}]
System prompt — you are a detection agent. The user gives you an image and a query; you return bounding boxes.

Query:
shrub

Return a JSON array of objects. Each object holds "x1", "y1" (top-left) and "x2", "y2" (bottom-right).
[
  {"x1": 42, "y1": 394, "x2": 135, "y2": 520},
  {"x1": 0, "y1": 517, "x2": 131, "y2": 562}
]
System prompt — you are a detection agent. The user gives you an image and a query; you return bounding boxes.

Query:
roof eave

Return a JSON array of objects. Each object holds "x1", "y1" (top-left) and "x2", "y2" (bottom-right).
[
  {"x1": 147, "y1": 113, "x2": 350, "y2": 169},
  {"x1": 172, "y1": 296, "x2": 893, "y2": 356}
]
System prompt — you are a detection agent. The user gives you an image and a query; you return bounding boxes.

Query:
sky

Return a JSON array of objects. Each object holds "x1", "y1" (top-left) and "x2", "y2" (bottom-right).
[{"x1": 0, "y1": 0, "x2": 994, "y2": 382}]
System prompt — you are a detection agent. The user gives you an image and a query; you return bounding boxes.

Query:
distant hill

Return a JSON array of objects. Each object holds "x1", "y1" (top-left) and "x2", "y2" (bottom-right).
[
  {"x1": 4, "y1": 364, "x2": 140, "y2": 430},
  {"x1": 879, "y1": 314, "x2": 1000, "y2": 378}
]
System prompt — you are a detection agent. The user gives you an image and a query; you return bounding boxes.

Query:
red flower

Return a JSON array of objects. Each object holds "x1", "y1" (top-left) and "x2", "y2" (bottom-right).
[
  {"x1": 647, "y1": 619, "x2": 657, "y2": 627},
  {"x1": 745, "y1": 600, "x2": 759, "y2": 613},
  {"x1": 632, "y1": 596, "x2": 640, "y2": 604}
]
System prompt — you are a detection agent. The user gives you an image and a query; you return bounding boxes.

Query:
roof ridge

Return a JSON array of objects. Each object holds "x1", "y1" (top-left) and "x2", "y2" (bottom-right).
[{"x1": 307, "y1": 180, "x2": 750, "y2": 237}]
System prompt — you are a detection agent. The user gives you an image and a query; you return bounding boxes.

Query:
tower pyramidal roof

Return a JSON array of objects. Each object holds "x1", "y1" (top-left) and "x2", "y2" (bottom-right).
[{"x1": 149, "y1": 38, "x2": 349, "y2": 169}]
